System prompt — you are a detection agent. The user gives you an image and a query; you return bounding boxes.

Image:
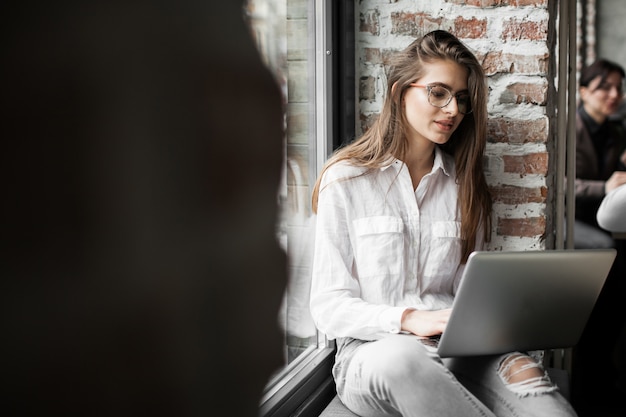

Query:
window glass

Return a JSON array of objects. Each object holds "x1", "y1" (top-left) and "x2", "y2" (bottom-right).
[{"x1": 245, "y1": 0, "x2": 318, "y2": 368}]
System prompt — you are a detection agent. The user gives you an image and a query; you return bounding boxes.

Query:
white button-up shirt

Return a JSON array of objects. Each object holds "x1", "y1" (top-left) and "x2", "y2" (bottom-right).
[{"x1": 310, "y1": 147, "x2": 483, "y2": 341}]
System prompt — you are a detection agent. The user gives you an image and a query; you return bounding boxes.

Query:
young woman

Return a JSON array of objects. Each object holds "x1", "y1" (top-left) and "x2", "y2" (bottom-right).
[{"x1": 310, "y1": 30, "x2": 576, "y2": 417}]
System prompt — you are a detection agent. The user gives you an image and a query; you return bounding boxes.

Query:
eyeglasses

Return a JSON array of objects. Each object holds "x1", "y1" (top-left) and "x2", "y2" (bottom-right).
[{"x1": 409, "y1": 83, "x2": 473, "y2": 114}]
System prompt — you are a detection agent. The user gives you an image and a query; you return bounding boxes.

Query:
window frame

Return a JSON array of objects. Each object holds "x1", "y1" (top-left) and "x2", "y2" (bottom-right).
[{"x1": 258, "y1": 0, "x2": 355, "y2": 415}]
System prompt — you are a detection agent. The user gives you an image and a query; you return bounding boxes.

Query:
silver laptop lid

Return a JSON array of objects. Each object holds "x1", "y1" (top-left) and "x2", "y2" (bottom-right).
[{"x1": 437, "y1": 249, "x2": 616, "y2": 358}]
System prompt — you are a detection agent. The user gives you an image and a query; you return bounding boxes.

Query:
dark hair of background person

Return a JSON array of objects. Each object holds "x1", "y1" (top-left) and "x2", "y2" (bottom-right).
[
  {"x1": 1, "y1": 1, "x2": 287, "y2": 416},
  {"x1": 579, "y1": 58, "x2": 626, "y2": 89}
]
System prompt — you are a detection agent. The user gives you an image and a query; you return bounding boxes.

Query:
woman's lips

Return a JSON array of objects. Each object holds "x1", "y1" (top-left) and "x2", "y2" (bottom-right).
[{"x1": 435, "y1": 119, "x2": 455, "y2": 131}]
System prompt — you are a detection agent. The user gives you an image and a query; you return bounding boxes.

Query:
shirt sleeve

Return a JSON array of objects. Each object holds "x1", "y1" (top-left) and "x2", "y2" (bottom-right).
[
  {"x1": 574, "y1": 177, "x2": 606, "y2": 200},
  {"x1": 309, "y1": 168, "x2": 409, "y2": 341},
  {"x1": 597, "y1": 184, "x2": 626, "y2": 232}
]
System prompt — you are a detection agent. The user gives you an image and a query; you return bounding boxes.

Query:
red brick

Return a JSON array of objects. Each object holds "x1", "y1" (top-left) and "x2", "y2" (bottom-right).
[
  {"x1": 502, "y1": 19, "x2": 548, "y2": 42},
  {"x1": 447, "y1": 0, "x2": 502, "y2": 6},
  {"x1": 480, "y1": 51, "x2": 549, "y2": 75},
  {"x1": 363, "y1": 48, "x2": 383, "y2": 65},
  {"x1": 503, "y1": 153, "x2": 549, "y2": 175},
  {"x1": 488, "y1": 117, "x2": 548, "y2": 144},
  {"x1": 390, "y1": 12, "x2": 443, "y2": 37},
  {"x1": 501, "y1": 81, "x2": 548, "y2": 105},
  {"x1": 447, "y1": 0, "x2": 547, "y2": 6},
  {"x1": 360, "y1": 113, "x2": 378, "y2": 133},
  {"x1": 359, "y1": 76, "x2": 376, "y2": 101},
  {"x1": 362, "y1": 48, "x2": 396, "y2": 66},
  {"x1": 514, "y1": 0, "x2": 547, "y2": 6},
  {"x1": 360, "y1": 10, "x2": 380, "y2": 35},
  {"x1": 497, "y1": 216, "x2": 546, "y2": 237},
  {"x1": 454, "y1": 17, "x2": 487, "y2": 39},
  {"x1": 489, "y1": 185, "x2": 547, "y2": 204}
]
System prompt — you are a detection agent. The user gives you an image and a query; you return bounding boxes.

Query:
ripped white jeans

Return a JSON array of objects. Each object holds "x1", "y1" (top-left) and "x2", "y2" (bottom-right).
[{"x1": 334, "y1": 334, "x2": 577, "y2": 417}]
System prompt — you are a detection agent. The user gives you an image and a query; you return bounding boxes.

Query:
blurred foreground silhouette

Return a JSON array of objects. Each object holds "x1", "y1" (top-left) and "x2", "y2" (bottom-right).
[{"x1": 1, "y1": 2, "x2": 287, "y2": 415}]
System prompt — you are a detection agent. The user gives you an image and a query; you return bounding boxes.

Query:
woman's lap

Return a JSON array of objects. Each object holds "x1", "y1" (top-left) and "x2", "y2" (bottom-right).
[{"x1": 333, "y1": 334, "x2": 576, "y2": 417}]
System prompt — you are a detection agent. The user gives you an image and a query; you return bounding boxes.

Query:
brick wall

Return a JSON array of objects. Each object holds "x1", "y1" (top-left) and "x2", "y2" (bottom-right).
[{"x1": 356, "y1": 0, "x2": 557, "y2": 251}]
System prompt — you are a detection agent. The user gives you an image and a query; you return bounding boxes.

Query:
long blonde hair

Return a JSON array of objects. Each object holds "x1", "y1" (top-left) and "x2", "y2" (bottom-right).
[{"x1": 311, "y1": 30, "x2": 491, "y2": 262}]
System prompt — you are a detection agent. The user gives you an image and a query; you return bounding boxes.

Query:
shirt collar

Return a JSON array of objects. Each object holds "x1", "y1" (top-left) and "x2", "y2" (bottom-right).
[
  {"x1": 382, "y1": 146, "x2": 452, "y2": 177},
  {"x1": 578, "y1": 105, "x2": 603, "y2": 135},
  {"x1": 434, "y1": 147, "x2": 453, "y2": 177}
]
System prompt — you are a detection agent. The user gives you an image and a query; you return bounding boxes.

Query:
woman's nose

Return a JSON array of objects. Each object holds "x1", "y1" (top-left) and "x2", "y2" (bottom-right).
[{"x1": 443, "y1": 97, "x2": 460, "y2": 115}]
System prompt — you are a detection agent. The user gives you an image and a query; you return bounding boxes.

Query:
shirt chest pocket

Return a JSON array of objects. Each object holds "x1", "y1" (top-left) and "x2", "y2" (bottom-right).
[
  {"x1": 423, "y1": 220, "x2": 462, "y2": 278},
  {"x1": 432, "y1": 221, "x2": 461, "y2": 239},
  {"x1": 352, "y1": 216, "x2": 404, "y2": 278}
]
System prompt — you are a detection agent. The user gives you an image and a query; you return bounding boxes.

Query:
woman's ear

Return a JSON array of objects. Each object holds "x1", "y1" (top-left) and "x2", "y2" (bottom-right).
[{"x1": 579, "y1": 86, "x2": 589, "y2": 103}]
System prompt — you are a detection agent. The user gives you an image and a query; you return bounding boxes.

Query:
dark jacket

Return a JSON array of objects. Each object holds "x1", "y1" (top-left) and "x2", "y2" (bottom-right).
[{"x1": 575, "y1": 110, "x2": 626, "y2": 224}]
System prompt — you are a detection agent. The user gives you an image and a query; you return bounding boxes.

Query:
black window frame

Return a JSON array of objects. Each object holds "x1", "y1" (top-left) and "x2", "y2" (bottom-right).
[{"x1": 258, "y1": 0, "x2": 354, "y2": 415}]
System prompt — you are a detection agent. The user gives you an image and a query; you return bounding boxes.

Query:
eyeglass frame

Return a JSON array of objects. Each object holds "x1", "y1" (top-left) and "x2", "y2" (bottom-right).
[{"x1": 409, "y1": 83, "x2": 473, "y2": 115}]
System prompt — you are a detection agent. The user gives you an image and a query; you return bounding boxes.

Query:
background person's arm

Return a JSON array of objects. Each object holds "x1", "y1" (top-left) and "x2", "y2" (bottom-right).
[{"x1": 597, "y1": 183, "x2": 626, "y2": 233}]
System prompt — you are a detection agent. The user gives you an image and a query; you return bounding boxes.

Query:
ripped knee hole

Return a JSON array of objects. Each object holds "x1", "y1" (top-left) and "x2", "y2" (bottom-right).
[{"x1": 498, "y1": 353, "x2": 555, "y2": 394}]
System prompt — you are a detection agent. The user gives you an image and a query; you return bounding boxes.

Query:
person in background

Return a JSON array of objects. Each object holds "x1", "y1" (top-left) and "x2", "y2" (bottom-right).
[
  {"x1": 571, "y1": 58, "x2": 626, "y2": 415},
  {"x1": 309, "y1": 30, "x2": 576, "y2": 417},
  {"x1": 573, "y1": 58, "x2": 626, "y2": 249}
]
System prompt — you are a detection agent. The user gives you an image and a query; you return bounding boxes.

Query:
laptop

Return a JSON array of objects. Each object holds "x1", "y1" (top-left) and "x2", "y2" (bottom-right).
[{"x1": 433, "y1": 249, "x2": 616, "y2": 358}]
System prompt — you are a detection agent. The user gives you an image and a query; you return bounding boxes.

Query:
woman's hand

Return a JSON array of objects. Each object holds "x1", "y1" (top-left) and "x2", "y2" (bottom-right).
[
  {"x1": 400, "y1": 308, "x2": 451, "y2": 337},
  {"x1": 605, "y1": 171, "x2": 626, "y2": 194}
]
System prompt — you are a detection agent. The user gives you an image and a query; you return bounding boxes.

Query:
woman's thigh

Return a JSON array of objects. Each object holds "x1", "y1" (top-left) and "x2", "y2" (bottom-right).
[{"x1": 333, "y1": 335, "x2": 495, "y2": 417}]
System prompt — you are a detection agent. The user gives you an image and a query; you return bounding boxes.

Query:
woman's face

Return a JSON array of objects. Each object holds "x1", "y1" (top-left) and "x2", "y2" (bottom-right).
[
  {"x1": 403, "y1": 59, "x2": 469, "y2": 148},
  {"x1": 580, "y1": 70, "x2": 624, "y2": 123}
]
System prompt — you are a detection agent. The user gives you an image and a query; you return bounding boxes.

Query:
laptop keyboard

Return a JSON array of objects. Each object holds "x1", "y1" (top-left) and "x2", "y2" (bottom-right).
[{"x1": 418, "y1": 335, "x2": 441, "y2": 349}]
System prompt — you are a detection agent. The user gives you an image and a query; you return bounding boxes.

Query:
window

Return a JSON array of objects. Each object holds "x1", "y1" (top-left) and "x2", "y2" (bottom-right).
[{"x1": 244, "y1": 0, "x2": 354, "y2": 414}]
